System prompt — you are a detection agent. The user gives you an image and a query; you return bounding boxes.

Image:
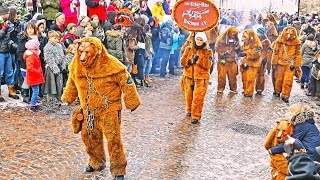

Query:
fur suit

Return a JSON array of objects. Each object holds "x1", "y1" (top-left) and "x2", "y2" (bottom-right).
[
  {"x1": 215, "y1": 26, "x2": 240, "y2": 93},
  {"x1": 180, "y1": 44, "x2": 213, "y2": 121},
  {"x1": 181, "y1": 32, "x2": 195, "y2": 52},
  {"x1": 264, "y1": 19, "x2": 279, "y2": 72},
  {"x1": 272, "y1": 27, "x2": 302, "y2": 101},
  {"x1": 256, "y1": 34, "x2": 272, "y2": 93},
  {"x1": 265, "y1": 118, "x2": 293, "y2": 180},
  {"x1": 61, "y1": 37, "x2": 141, "y2": 176},
  {"x1": 240, "y1": 29, "x2": 263, "y2": 97}
]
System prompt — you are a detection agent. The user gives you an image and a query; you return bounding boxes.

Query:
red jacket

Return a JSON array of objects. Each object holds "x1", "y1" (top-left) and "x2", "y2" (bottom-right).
[
  {"x1": 23, "y1": 50, "x2": 45, "y2": 86},
  {"x1": 86, "y1": 0, "x2": 107, "y2": 21},
  {"x1": 60, "y1": 0, "x2": 80, "y2": 25}
]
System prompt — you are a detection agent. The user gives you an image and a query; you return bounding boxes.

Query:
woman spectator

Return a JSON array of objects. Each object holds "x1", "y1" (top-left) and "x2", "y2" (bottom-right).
[
  {"x1": 301, "y1": 34, "x2": 317, "y2": 89},
  {"x1": 60, "y1": 0, "x2": 80, "y2": 25},
  {"x1": 149, "y1": 16, "x2": 161, "y2": 75},
  {"x1": 17, "y1": 22, "x2": 38, "y2": 103},
  {"x1": 143, "y1": 24, "x2": 153, "y2": 83},
  {"x1": 90, "y1": 15, "x2": 105, "y2": 42}
]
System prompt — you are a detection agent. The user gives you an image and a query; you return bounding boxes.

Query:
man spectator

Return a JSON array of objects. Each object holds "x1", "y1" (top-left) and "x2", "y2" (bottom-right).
[
  {"x1": 50, "y1": 12, "x2": 66, "y2": 33},
  {"x1": 0, "y1": 6, "x2": 19, "y2": 102}
]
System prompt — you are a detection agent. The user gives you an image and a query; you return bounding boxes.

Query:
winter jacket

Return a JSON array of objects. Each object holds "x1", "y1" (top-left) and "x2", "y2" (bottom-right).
[
  {"x1": 271, "y1": 117, "x2": 320, "y2": 162},
  {"x1": 85, "y1": 0, "x2": 107, "y2": 21},
  {"x1": 44, "y1": 41, "x2": 65, "y2": 74},
  {"x1": 62, "y1": 33, "x2": 77, "y2": 48},
  {"x1": 50, "y1": 22, "x2": 66, "y2": 33},
  {"x1": 60, "y1": 0, "x2": 80, "y2": 25},
  {"x1": 145, "y1": 32, "x2": 153, "y2": 60},
  {"x1": 105, "y1": 30, "x2": 124, "y2": 63},
  {"x1": 41, "y1": 0, "x2": 60, "y2": 21},
  {"x1": 151, "y1": 4, "x2": 165, "y2": 21},
  {"x1": 62, "y1": 53, "x2": 74, "y2": 72},
  {"x1": 162, "y1": 1, "x2": 171, "y2": 15},
  {"x1": 311, "y1": 61, "x2": 320, "y2": 80},
  {"x1": 92, "y1": 26, "x2": 105, "y2": 42},
  {"x1": 16, "y1": 33, "x2": 30, "y2": 69},
  {"x1": 159, "y1": 26, "x2": 172, "y2": 50},
  {"x1": 38, "y1": 33, "x2": 49, "y2": 67},
  {"x1": 301, "y1": 40, "x2": 317, "y2": 67},
  {"x1": 23, "y1": 50, "x2": 45, "y2": 86},
  {"x1": 126, "y1": 37, "x2": 139, "y2": 64},
  {"x1": 292, "y1": 20, "x2": 302, "y2": 34},
  {"x1": 0, "y1": 29, "x2": 11, "y2": 53}
]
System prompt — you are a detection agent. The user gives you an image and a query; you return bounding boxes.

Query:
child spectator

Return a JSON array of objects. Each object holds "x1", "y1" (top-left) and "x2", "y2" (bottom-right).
[
  {"x1": 43, "y1": 30, "x2": 65, "y2": 103},
  {"x1": 62, "y1": 43, "x2": 76, "y2": 87},
  {"x1": 62, "y1": 23, "x2": 77, "y2": 48},
  {"x1": 23, "y1": 39, "x2": 45, "y2": 112}
]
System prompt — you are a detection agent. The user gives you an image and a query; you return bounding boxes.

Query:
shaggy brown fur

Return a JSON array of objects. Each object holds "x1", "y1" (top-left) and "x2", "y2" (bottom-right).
[
  {"x1": 61, "y1": 37, "x2": 141, "y2": 176},
  {"x1": 240, "y1": 29, "x2": 262, "y2": 96},
  {"x1": 265, "y1": 118, "x2": 293, "y2": 180},
  {"x1": 180, "y1": 45, "x2": 213, "y2": 121},
  {"x1": 215, "y1": 26, "x2": 240, "y2": 92},
  {"x1": 272, "y1": 27, "x2": 302, "y2": 99}
]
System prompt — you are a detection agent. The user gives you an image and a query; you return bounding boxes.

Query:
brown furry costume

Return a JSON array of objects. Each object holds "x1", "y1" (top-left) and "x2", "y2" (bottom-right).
[
  {"x1": 264, "y1": 19, "x2": 279, "y2": 72},
  {"x1": 205, "y1": 25, "x2": 219, "y2": 47},
  {"x1": 265, "y1": 118, "x2": 293, "y2": 180},
  {"x1": 181, "y1": 32, "x2": 195, "y2": 52},
  {"x1": 61, "y1": 37, "x2": 141, "y2": 176},
  {"x1": 215, "y1": 26, "x2": 240, "y2": 93},
  {"x1": 272, "y1": 27, "x2": 302, "y2": 101},
  {"x1": 180, "y1": 39, "x2": 213, "y2": 121},
  {"x1": 240, "y1": 29, "x2": 262, "y2": 97},
  {"x1": 256, "y1": 33, "x2": 272, "y2": 93}
]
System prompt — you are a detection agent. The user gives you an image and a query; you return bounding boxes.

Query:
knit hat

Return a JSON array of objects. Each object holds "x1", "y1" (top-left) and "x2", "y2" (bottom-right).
[
  {"x1": 307, "y1": 34, "x2": 315, "y2": 41},
  {"x1": 55, "y1": 12, "x2": 63, "y2": 19},
  {"x1": 25, "y1": 39, "x2": 40, "y2": 50},
  {"x1": 195, "y1": 32, "x2": 207, "y2": 43},
  {"x1": 66, "y1": 23, "x2": 76, "y2": 31},
  {"x1": 256, "y1": 27, "x2": 266, "y2": 35},
  {"x1": 0, "y1": 6, "x2": 9, "y2": 16},
  {"x1": 36, "y1": 14, "x2": 46, "y2": 21}
]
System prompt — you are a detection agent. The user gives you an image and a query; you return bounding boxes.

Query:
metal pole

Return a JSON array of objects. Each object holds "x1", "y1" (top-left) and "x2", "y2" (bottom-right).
[{"x1": 297, "y1": 0, "x2": 300, "y2": 16}]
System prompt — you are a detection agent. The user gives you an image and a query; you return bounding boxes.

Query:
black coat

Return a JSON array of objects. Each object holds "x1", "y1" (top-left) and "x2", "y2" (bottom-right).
[
  {"x1": 0, "y1": 29, "x2": 11, "y2": 53},
  {"x1": 49, "y1": 22, "x2": 66, "y2": 33}
]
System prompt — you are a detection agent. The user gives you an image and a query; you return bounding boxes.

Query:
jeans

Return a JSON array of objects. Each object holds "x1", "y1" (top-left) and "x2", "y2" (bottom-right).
[
  {"x1": 144, "y1": 57, "x2": 152, "y2": 76},
  {"x1": 126, "y1": 64, "x2": 132, "y2": 73},
  {"x1": 169, "y1": 49, "x2": 180, "y2": 74},
  {"x1": 150, "y1": 40, "x2": 160, "y2": 74},
  {"x1": 11, "y1": 53, "x2": 20, "y2": 85},
  {"x1": 301, "y1": 66, "x2": 311, "y2": 85},
  {"x1": 0, "y1": 52, "x2": 15, "y2": 85},
  {"x1": 30, "y1": 85, "x2": 39, "y2": 106},
  {"x1": 134, "y1": 49, "x2": 145, "y2": 80},
  {"x1": 158, "y1": 48, "x2": 171, "y2": 77}
]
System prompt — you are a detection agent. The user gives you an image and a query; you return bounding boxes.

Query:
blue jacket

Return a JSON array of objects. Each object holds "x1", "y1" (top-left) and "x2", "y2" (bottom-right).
[{"x1": 271, "y1": 119, "x2": 320, "y2": 162}]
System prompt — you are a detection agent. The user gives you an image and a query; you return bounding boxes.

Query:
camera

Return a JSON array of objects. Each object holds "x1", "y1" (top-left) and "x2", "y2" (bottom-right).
[{"x1": 8, "y1": 40, "x2": 18, "y2": 51}]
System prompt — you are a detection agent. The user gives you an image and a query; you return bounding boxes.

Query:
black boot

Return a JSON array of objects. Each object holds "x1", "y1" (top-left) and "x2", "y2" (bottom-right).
[
  {"x1": 142, "y1": 80, "x2": 150, "y2": 87},
  {"x1": 21, "y1": 89, "x2": 30, "y2": 103},
  {"x1": 114, "y1": 175, "x2": 124, "y2": 180}
]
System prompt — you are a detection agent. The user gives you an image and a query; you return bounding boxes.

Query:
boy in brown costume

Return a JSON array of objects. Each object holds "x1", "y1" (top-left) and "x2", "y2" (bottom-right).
[
  {"x1": 239, "y1": 29, "x2": 263, "y2": 97},
  {"x1": 215, "y1": 26, "x2": 240, "y2": 93},
  {"x1": 272, "y1": 27, "x2": 302, "y2": 103},
  {"x1": 61, "y1": 37, "x2": 141, "y2": 180}
]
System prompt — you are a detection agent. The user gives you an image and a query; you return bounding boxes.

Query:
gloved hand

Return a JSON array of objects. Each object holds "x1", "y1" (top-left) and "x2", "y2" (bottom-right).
[
  {"x1": 238, "y1": 52, "x2": 247, "y2": 57},
  {"x1": 188, "y1": 55, "x2": 199, "y2": 65}
]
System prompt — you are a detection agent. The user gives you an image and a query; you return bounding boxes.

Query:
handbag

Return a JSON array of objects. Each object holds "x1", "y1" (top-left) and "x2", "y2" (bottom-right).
[{"x1": 132, "y1": 64, "x2": 138, "y2": 75}]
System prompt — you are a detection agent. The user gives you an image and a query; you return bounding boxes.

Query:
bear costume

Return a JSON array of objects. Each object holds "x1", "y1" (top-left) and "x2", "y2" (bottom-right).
[
  {"x1": 215, "y1": 26, "x2": 241, "y2": 93},
  {"x1": 61, "y1": 37, "x2": 141, "y2": 178},
  {"x1": 271, "y1": 26, "x2": 302, "y2": 103}
]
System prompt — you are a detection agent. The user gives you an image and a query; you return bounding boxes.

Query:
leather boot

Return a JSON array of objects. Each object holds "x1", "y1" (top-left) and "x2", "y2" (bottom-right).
[
  {"x1": 145, "y1": 75, "x2": 153, "y2": 83},
  {"x1": 8, "y1": 85, "x2": 19, "y2": 99},
  {"x1": 21, "y1": 88, "x2": 30, "y2": 103}
]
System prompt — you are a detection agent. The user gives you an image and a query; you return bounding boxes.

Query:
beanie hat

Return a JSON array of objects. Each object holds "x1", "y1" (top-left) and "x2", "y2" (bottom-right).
[
  {"x1": 66, "y1": 23, "x2": 76, "y2": 31},
  {"x1": 0, "y1": 6, "x2": 9, "y2": 16},
  {"x1": 195, "y1": 32, "x2": 207, "y2": 43},
  {"x1": 256, "y1": 27, "x2": 266, "y2": 35},
  {"x1": 55, "y1": 12, "x2": 63, "y2": 19},
  {"x1": 36, "y1": 14, "x2": 46, "y2": 21},
  {"x1": 25, "y1": 39, "x2": 40, "y2": 50},
  {"x1": 307, "y1": 34, "x2": 315, "y2": 41}
]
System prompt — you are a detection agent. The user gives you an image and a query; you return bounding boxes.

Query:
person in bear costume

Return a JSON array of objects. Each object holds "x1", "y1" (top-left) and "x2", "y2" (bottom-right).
[
  {"x1": 61, "y1": 37, "x2": 141, "y2": 180},
  {"x1": 180, "y1": 32, "x2": 213, "y2": 124},
  {"x1": 272, "y1": 26, "x2": 302, "y2": 103},
  {"x1": 239, "y1": 29, "x2": 262, "y2": 97},
  {"x1": 215, "y1": 26, "x2": 241, "y2": 94}
]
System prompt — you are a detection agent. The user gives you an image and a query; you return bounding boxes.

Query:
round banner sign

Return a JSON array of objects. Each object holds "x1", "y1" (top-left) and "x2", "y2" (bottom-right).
[{"x1": 173, "y1": 0, "x2": 220, "y2": 31}]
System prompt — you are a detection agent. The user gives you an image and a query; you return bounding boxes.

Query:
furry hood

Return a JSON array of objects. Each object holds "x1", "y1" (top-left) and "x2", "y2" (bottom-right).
[
  {"x1": 276, "y1": 26, "x2": 301, "y2": 46},
  {"x1": 69, "y1": 37, "x2": 126, "y2": 78},
  {"x1": 106, "y1": 30, "x2": 123, "y2": 38},
  {"x1": 242, "y1": 29, "x2": 262, "y2": 50},
  {"x1": 216, "y1": 26, "x2": 239, "y2": 45},
  {"x1": 289, "y1": 104, "x2": 315, "y2": 126}
]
